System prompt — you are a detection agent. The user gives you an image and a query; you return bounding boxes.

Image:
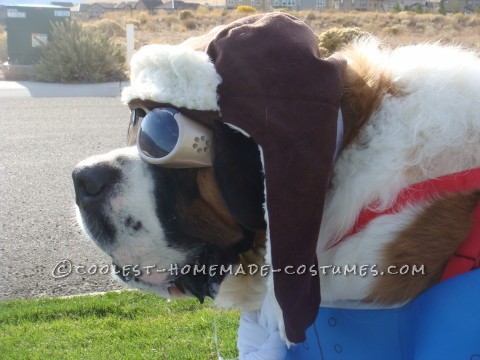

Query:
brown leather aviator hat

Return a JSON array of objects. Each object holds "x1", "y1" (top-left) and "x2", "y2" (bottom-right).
[{"x1": 122, "y1": 13, "x2": 346, "y2": 343}]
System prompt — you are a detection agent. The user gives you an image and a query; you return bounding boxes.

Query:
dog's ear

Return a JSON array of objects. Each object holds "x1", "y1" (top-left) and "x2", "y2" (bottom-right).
[{"x1": 212, "y1": 122, "x2": 266, "y2": 231}]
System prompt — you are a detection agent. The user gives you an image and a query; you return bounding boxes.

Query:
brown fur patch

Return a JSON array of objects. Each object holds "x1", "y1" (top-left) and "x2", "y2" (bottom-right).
[
  {"x1": 196, "y1": 169, "x2": 239, "y2": 228},
  {"x1": 176, "y1": 168, "x2": 244, "y2": 248},
  {"x1": 340, "y1": 47, "x2": 404, "y2": 149},
  {"x1": 365, "y1": 191, "x2": 480, "y2": 304}
]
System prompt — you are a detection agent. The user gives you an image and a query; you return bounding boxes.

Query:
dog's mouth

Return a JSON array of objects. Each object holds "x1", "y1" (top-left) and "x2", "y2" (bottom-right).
[
  {"x1": 112, "y1": 262, "x2": 190, "y2": 299},
  {"x1": 112, "y1": 242, "x2": 239, "y2": 303}
]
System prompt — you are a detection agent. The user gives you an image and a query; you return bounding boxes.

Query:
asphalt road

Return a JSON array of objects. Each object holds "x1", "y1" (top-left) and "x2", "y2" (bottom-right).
[{"x1": 0, "y1": 97, "x2": 131, "y2": 300}]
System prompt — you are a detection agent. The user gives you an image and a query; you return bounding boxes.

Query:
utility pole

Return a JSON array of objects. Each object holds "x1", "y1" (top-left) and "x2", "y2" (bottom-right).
[{"x1": 126, "y1": 24, "x2": 134, "y2": 65}]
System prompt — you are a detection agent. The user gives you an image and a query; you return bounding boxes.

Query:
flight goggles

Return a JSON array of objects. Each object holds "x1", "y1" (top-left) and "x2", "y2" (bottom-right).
[{"x1": 127, "y1": 107, "x2": 213, "y2": 168}]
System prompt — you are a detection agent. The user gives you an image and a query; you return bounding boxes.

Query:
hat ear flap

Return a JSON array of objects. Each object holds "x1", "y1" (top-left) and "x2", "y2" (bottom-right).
[{"x1": 212, "y1": 122, "x2": 266, "y2": 231}]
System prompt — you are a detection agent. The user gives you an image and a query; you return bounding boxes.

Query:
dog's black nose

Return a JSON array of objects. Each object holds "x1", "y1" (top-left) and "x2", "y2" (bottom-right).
[{"x1": 72, "y1": 164, "x2": 120, "y2": 207}]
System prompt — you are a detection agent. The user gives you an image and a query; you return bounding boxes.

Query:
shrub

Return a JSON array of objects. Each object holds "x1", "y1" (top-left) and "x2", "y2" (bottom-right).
[
  {"x1": 125, "y1": 18, "x2": 141, "y2": 27},
  {"x1": 236, "y1": 5, "x2": 256, "y2": 14},
  {"x1": 466, "y1": 16, "x2": 480, "y2": 26},
  {"x1": 412, "y1": 4, "x2": 423, "y2": 13},
  {"x1": 317, "y1": 27, "x2": 368, "y2": 57},
  {"x1": 164, "y1": 15, "x2": 179, "y2": 28},
  {"x1": 197, "y1": 5, "x2": 209, "y2": 14},
  {"x1": 91, "y1": 18, "x2": 125, "y2": 37},
  {"x1": 144, "y1": 19, "x2": 161, "y2": 32},
  {"x1": 383, "y1": 24, "x2": 403, "y2": 35},
  {"x1": 452, "y1": 13, "x2": 466, "y2": 25},
  {"x1": 439, "y1": 3, "x2": 447, "y2": 15},
  {"x1": 179, "y1": 10, "x2": 194, "y2": 20},
  {"x1": 0, "y1": 33, "x2": 6, "y2": 63},
  {"x1": 429, "y1": 14, "x2": 446, "y2": 23},
  {"x1": 392, "y1": 3, "x2": 401, "y2": 12},
  {"x1": 183, "y1": 19, "x2": 197, "y2": 30},
  {"x1": 34, "y1": 20, "x2": 126, "y2": 83},
  {"x1": 306, "y1": 12, "x2": 317, "y2": 20},
  {"x1": 137, "y1": 12, "x2": 150, "y2": 25}
]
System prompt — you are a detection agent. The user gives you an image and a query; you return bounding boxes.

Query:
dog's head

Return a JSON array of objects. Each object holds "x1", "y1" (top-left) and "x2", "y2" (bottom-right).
[
  {"x1": 73, "y1": 13, "x2": 348, "y2": 343},
  {"x1": 72, "y1": 111, "x2": 266, "y2": 304}
]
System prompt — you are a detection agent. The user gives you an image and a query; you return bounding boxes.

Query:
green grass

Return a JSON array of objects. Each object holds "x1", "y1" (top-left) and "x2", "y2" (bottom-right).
[{"x1": 0, "y1": 291, "x2": 240, "y2": 359}]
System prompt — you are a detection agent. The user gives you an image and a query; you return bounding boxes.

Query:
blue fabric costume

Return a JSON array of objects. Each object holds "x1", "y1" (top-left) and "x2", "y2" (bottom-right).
[{"x1": 286, "y1": 270, "x2": 480, "y2": 359}]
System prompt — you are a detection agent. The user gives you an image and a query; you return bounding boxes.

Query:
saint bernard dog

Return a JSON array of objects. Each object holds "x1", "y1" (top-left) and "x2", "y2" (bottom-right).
[{"x1": 72, "y1": 21, "x2": 480, "y2": 341}]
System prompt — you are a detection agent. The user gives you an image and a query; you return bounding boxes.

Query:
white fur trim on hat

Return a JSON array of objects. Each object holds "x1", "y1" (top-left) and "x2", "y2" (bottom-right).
[{"x1": 122, "y1": 44, "x2": 222, "y2": 111}]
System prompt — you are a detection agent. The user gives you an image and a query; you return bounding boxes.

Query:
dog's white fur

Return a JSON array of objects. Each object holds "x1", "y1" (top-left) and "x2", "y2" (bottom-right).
[
  {"x1": 75, "y1": 147, "x2": 188, "y2": 298},
  {"x1": 317, "y1": 39, "x2": 480, "y2": 305}
]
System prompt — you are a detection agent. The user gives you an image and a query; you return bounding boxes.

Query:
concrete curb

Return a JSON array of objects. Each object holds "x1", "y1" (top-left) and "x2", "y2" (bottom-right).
[{"x1": 0, "y1": 81, "x2": 129, "y2": 98}]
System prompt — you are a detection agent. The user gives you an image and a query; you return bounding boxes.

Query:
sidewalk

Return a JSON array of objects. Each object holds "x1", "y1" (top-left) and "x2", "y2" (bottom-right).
[{"x1": 0, "y1": 80, "x2": 129, "y2": 98}]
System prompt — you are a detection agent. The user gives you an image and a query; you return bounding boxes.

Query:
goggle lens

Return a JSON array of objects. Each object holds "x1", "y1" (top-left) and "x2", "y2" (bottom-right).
[{"x1": 138, "y1": 108, "x2": 180, "y2": 159}]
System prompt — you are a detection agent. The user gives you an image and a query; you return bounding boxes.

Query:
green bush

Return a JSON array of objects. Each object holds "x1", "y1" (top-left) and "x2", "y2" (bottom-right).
[
  {"x1": 412, "y1": 4, "x2": 423, "y2": 13},
  {"x1": 34, "y1": 20, "x2": 126, "y2": 83},
  {"x1": 317, "y1": 27, "x2": 368, "y2": 57},
  {"x1": 439, "y1": 3, "x2": 447, "y2": 15},
  {"x1": 392, "y1": 3, "x2": 401, "y2": 12},
  {"x1": 236, "y1": 5, "x2": 256, "y2": 13}
]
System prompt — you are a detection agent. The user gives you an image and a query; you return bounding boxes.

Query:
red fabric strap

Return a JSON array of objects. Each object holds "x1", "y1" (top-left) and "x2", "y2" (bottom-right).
[{"x1": 329, "y1": 168, "x2": 480, "y2": 248}]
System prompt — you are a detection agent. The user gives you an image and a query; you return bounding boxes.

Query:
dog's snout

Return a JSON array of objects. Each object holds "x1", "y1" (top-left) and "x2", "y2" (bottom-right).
[{"x1": 72, "y1": 164, "x2": 120, "y2": 207}]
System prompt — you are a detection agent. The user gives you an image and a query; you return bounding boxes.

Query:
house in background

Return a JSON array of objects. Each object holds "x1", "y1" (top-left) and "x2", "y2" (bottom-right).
[
  {"x1": 229, "y1": 0, "x2": 384, "y2": 10},
  {"x1": 463, "y1": 0, "x2": 480, "y2": 12},
  {"x1": 70, "y1": 3, "x2": 106, "y2": 19},
  {"x1": 268, "y1": 0, "x2": 333, "y2": 10},
  {"x1": 135, "y1": 0, "x2": 164, "y2": 11},
  {"x1": 51, "y1": 2, "x2": 74, "y2": 7},
  {"x1": 156, "y1": 0, "x2": 200, "y2": 10},
  {"x1": 114, "y1": 1, "x2": 138, "y2": 10},
  {"x1": 0, "y1": 5, "x2": 7, "y2": 25},
  {"x1": 425, "y1": 0, "x2": 441, "y2": 12},
  {"x1": 94, "y1": 2, "x2": 118, "y2": 11},
  {"x1": 333, "y1": 0, "x2": 384, "y2": 11},
  {"x1": 443, "y1": 0, "x2": 480, "y2": 12},
  {"x1": 397, "y1": 0, "x2": 426, "y2": 10},
  {"x1": 383, "y1": 0, "x2": 399, "y2": 9},
  {"x1": 226, "y1": 0, "x2": 267, "y2": 10}
]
